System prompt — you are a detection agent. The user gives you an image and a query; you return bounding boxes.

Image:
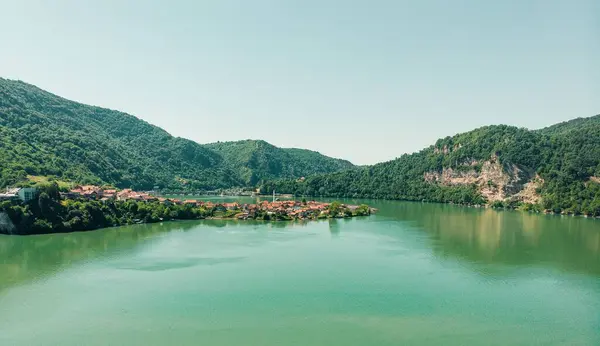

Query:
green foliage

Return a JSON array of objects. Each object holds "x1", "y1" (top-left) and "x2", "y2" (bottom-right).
[
  {"x1": 204, "y1": 140, "x2": 354, "y2": 185},
  {"x1": 2, "y1": 77, "x2": 598, "y2": 216},
  {"x1": 329, "y1": 201, "x2": 342, "y2": 216},
  {"x1": 0, "y1": 79, "x2": 354, "y2": 191},
  {"x1": 354, "y1": 204, "x2": 371, "y2": 216},
  {"x1": 537, "y1": 114, "x2": 600, "y2": 136},
  {"x1": 0, "y1": 197, "x2": 213, "y2": 235},
  {"x1": 261, "y1": 116, "x2": 600, "y2": 215}
]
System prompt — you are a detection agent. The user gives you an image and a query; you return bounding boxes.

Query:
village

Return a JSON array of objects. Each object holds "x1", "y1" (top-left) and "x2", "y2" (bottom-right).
[{"x1": 61, "y1": 185, "x2": 372, "y2": 221}]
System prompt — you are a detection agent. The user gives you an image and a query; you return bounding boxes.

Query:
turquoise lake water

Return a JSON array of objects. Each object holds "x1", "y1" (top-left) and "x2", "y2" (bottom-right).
[{"x1": 1, "y1": 199, "x2": 599, "y2": 345}]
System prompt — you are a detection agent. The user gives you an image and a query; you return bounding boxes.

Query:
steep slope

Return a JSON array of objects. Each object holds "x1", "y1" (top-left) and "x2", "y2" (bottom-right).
[
  {"x1": 261, "y1": 118, "x2": 600, "y2": 216},
  {"x1": 0, "y1": 78, "x2": 239, "y2": 190},
  {"x1": 0, "y1": 78, "x2": 356, "y2": 190},
  {"x1": 204, "y1": 140, "x2": 355, "y2": 185}
]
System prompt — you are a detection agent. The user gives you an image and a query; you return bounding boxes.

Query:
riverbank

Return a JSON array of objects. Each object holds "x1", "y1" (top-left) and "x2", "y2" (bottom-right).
[
  {"x1": 291, "y1": 194, "x2": 600, "y2": 219},
  {"x1": 0, "y1": 197, "x2": 373, "y2": 236}
]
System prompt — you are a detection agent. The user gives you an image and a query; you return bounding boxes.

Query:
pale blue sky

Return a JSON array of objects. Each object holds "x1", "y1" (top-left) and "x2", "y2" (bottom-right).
[{"x1": 1, "y1": 0, "x2": 598, "y2": 164}]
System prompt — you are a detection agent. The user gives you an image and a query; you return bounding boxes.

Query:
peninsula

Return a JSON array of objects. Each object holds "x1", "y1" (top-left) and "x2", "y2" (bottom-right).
[{"x1": 0, "y1": 184, "x2": 373, "y2": 235}]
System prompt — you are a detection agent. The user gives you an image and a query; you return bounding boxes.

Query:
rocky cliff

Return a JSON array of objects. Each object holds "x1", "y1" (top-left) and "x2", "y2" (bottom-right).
[{"x1": 424, "y1": 155, "x2": 542, "y2": 204}]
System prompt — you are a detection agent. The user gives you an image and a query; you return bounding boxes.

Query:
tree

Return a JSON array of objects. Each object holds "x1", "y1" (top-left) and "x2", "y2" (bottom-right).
[{"x1": 329, "y1": 201, "x2": 342, "y2": 216}]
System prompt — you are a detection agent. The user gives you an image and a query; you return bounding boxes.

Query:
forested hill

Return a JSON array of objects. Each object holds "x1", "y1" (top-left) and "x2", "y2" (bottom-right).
[
  {"x1": 261, "y1": 115, "x2": 600, "y2": 216},
  {"x1": 537, "y1": 114, "x2": 600, "y2": 136},
  {"x1": 205, "y1": 140, "x2": 354, "y2": 185},
  {"x1": 0, "y1": 78, "x2": 354, "y2": 190}
]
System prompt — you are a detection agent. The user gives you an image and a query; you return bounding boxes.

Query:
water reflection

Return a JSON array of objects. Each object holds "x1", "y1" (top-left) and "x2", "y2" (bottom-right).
[
  {"x1": 367, "y1": 200, "x2": 600, "y2": 276},
  {"x1": 0, "y1": 221, "x2": 200, "y2": 292},
  {"x1": 1, "y1": 199, "x2": 599, "y2": 295},
  {"x1": 328, "y1": 219, "x2": 341, "y2": 237},
  {"x1": 0, "y1": 218, "x2": 315, "y2": 293}
]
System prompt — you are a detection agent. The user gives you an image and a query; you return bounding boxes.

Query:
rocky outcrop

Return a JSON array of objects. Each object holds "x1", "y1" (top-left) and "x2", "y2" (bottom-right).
[
  {"x1": 424, "y1": 155, "x2": 540, "y2": 203},
  {"x1": 433, "y1": 143, "x2": 462, "y2": 154},
  {"x1": 512, "y1": 175, "x2": 544, "y2": 205},
  {"x1": 590, "y1": 176, "x2": 600, "y2": 184}
]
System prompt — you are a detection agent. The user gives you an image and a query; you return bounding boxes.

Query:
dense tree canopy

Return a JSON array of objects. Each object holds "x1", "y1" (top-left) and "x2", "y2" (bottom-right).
[
  {"x1": 0, "y1": 185, "x2": 211, "y2": 235},
  {"x1": 0, "y1": 78, "x2": 354, "y2": 190},
  {"x1": 205, "y1": 140, "x2": 354, "y2": 185},
  {"x1": 1, "y1": 77, "x2": 598, "y2": 216},
  {"x1": 261, "y1": 117, "x2": 600, "y2": 216}
]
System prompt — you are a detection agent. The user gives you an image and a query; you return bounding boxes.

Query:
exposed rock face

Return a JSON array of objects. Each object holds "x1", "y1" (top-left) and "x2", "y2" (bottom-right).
[
  {"x1": 591, "y1": 177, "x2": 600, "y2": 184},
  {"x1": 424, "y1": 155, "x2": 540, "y2": 203},
  {"x1": 433, "y1": 143, "x2": 462, "y2": 154},
  {"x1": 512, "y1": 175, "x2": 544, "y2": 205}
]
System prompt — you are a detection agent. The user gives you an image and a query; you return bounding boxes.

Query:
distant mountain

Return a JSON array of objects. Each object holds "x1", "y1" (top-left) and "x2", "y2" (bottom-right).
[
  {"x1": 205, "y1": 140, "x2": 354, "y2": 185},
  {"x1": 0, "y1": 78, "x2": 354, "y2": 190},
  {"x1": 261, "y1": 116, "x2": 600, "y2": 216}
]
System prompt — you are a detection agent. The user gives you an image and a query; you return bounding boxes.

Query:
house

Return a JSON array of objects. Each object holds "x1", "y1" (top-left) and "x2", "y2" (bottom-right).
[
  {"x1": 83, "y1": 191, "x2": 99, "y2": 199},
  {"x1": 101, "y1": 189, "x2": 117, "y2": 198},
  {"x1": 60, "y1": 191, "x2": 80, "y2": 199},
  {"x1": 117, "y1": 189, "x2": 133, "y2": 200},
  {"x1": 0, "y1": 188, "x2": 38, "y2": 203},
  {"x1": 142, "y1": 194, "x2": 157, "y2": 202},
  {"x1": 129, "y1": 194, "x2": 145, "y2": 201},
  {"x1": 213, "y1": 204, "x2": 227, "y2": 212},
  {"x1": 223, "y1": 202, "x2": 240, "y2": 210},
  {"x1": 0, "y1": 188, "x2": 20, "y2": 201},
  {"x1": 70, "y1": 185, "x2": 102, "y2": 199}
]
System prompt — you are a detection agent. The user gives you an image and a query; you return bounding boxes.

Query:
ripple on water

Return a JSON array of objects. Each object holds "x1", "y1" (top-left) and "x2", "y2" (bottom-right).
[{"x1": 113, "y1": 256, "x2": 247, "y2": 272}]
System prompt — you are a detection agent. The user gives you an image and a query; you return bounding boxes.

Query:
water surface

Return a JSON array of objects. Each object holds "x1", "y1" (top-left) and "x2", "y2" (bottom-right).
[{"x1": 1, "y1": 200, "x2": 599, "y2": 345}]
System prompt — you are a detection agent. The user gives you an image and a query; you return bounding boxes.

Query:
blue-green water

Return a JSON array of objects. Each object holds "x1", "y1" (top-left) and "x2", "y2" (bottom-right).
[{"x1": 1, "y1": 199, "x2": 599, "y2": 345}]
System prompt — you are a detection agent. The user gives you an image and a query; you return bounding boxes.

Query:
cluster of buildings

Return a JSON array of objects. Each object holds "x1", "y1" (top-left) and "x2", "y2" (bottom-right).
[
  {"x1": 65, "y1": 185, "x2": 155, "y2": 202},
  {"x1": 1, "y1": 184, "x2": 365, "y2": 220},
  {"x1": 63, "y1": 185, "x2": 340, "y2": 219},
  {"x1": 62, "y1": 185, "x2": 378, "y2": 221},
  {"x1": 233, "y1": 200, "x2": 332, "y2": 220}
]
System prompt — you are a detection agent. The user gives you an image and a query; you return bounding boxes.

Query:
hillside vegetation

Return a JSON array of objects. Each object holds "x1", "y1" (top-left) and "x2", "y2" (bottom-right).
[
  {"x1": 0, "y1": 78, "x2": 354, "y2": 190},
  {"x1": 2, "y1": 77, "x2": 598, "y2": 215},
  {"x1": 205, "y1": 140, "x2": 354, "y2": 185},
  {"x1": 261, "y1": 116, "x2": 600, "y2": 216}
]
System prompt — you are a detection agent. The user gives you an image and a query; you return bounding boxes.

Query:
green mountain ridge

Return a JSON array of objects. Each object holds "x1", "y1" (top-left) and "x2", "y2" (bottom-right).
[
  {"x1": 2, "y1": 77, "x2": 599, "y2": 215},
  {"x1": 261, "y1": 115, "x2": 600, "y2": 216},
  {"x1": 205, "y1": 140, "x2": 354, "y2": 185},
  {"x1": 537, "y1": 114, "x2": 600, "y2": 136},
  {"x1": 0, "y1": 78, "x2": 354, "y2": 190}
]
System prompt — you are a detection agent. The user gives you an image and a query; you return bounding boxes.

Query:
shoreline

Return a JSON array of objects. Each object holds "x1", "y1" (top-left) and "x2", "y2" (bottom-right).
[
  {"x1": 0, "y1": 197, "x2": 373, "y2": 236},
  {"x1": 3, "y1": 193, "x2": 598, "y2": 236},
  {"x1": 3, "y1": 197, "x2": 597, "y2": 237},
  {"x1": 0, "y1": 214, "x2": 373, "y2": 237}
]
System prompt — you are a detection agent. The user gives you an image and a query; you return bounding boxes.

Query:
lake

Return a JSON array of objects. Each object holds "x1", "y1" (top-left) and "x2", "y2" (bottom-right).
[{"x1": 1, "y1": 199, "x2": 599, "y2": 345}]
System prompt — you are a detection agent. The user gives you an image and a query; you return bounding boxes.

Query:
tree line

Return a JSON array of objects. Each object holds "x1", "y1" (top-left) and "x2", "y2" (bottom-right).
[{"x1": 261, "y1": 119, "x2": 600, "y2": 216}]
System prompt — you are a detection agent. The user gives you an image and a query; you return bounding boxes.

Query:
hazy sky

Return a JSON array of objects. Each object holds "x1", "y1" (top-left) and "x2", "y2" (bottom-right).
[{"x1": 1, "y1": 1, "x2": 598, "y2": 165}]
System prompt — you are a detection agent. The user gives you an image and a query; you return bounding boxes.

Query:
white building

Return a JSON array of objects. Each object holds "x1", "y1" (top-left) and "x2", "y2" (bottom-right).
[
  {"x1": 0, "y1": 187, "x2": 38, "y2": 203},
  {"x1": 0, "y1": 188, "x2": 20, "y2": 201}
]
